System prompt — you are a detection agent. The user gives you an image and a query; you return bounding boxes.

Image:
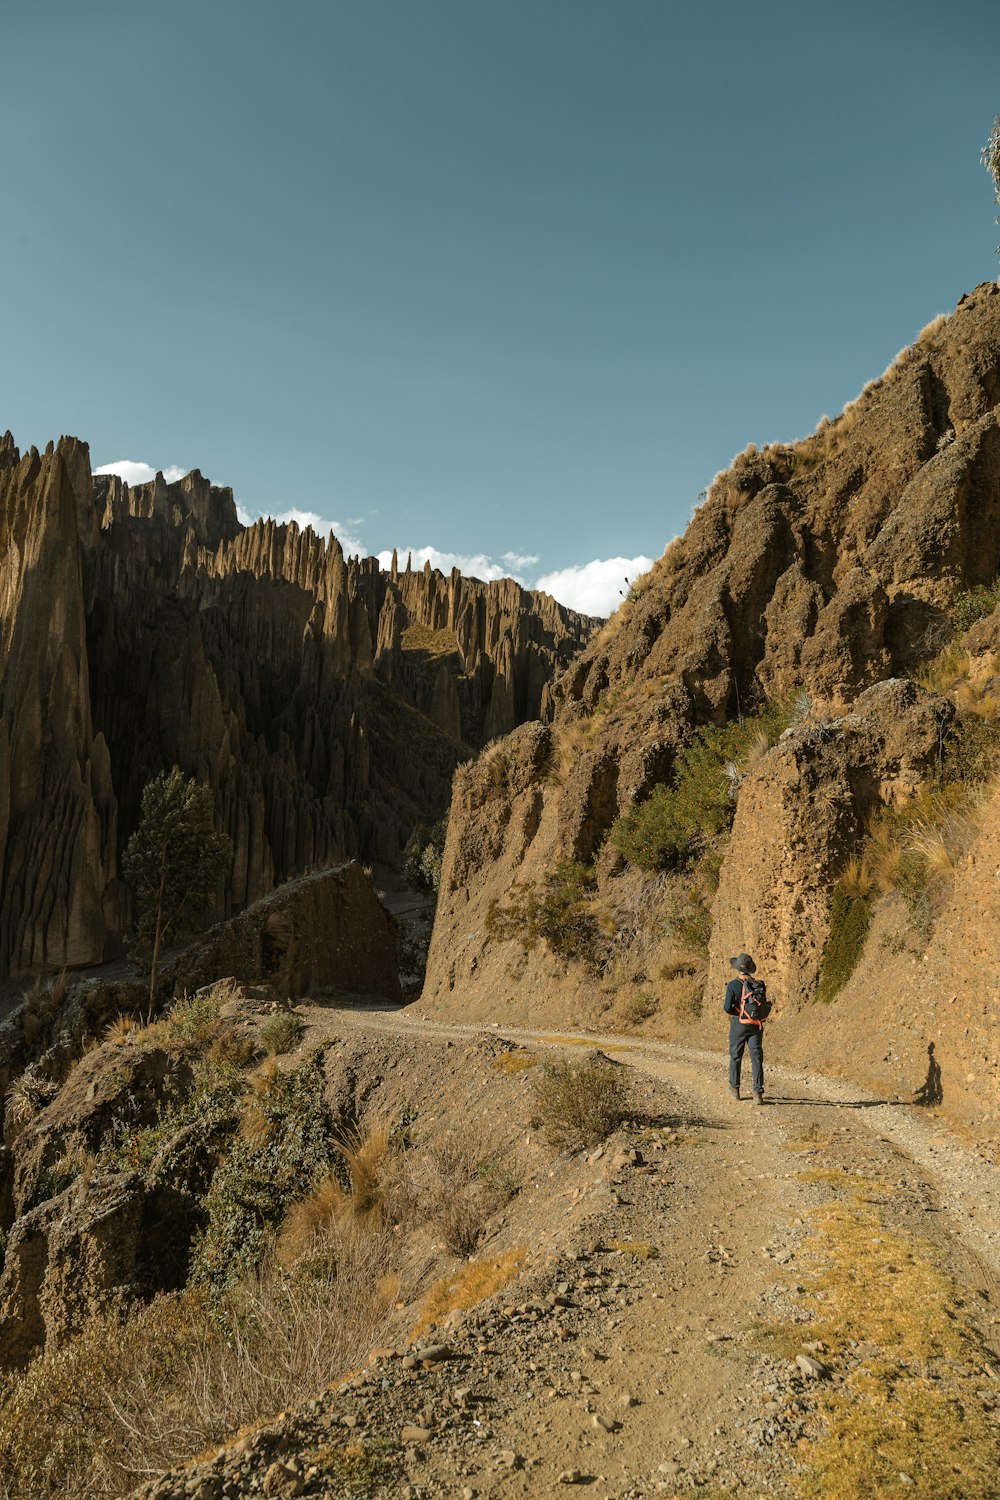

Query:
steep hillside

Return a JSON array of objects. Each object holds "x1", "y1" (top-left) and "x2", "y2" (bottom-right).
[
  {"x1": 424, "y1": 281, "x2": 1000, "y2": 1132},
  {"x1": 0, "y1": 436, "x2": 595, "y2": 977}
]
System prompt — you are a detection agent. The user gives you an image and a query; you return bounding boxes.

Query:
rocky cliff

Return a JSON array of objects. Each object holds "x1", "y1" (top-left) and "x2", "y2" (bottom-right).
[
  {"x1": 0, "y1": 439, "x2": 594, "y2": 977},
  {"x1": 423, "y1": 281, "x2": 1000, "y2": 1128}
]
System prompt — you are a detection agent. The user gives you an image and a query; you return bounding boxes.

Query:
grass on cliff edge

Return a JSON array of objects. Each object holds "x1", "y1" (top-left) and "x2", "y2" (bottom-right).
[{"x1": 787, "y1": 1183, "x2": 1000, "y2": 1500}]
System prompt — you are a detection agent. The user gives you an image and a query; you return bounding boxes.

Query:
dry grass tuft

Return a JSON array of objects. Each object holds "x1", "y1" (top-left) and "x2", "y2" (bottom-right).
[
  {"x1": 491, "y1": 1050, "x2": 539, "y2": 1075},
  {"x1": 258, "y1": 1010, "x2": 303, "y2": 1056},
  {"x1": 104, "y1": 1014, "x2": 138, "y2": 1045},
  {"x1": 276, "y1": 1120, "x2": 392, "y2": 1268},
  {"x1": 4, "y1": 1067, "x2": 58, "y2": 1136},
  {"x1": 605, "y1": 1239, "x2": 658, "y2": 1260},
  {"x1": 838, "y1": 855, "x2": 873, "y2": 903},
  {"x1": 740, "y1": 729, "x2": 773, "y2": 774},
  {"x1": 276, "y1": 1174, "x2": 349, "y2": 1268},
  {"x1": 412, "y1": 1249, "x2": 526, "y2": 1337}
]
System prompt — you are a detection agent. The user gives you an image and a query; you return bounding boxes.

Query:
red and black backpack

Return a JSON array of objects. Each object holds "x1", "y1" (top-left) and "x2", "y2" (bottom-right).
[{"x1": 738, "y1": 977, "x2": 771, "y2": 1025}]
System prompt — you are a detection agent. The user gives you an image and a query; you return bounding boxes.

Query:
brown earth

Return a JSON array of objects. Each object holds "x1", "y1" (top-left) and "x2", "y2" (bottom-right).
[{"x1": 131, "y1": 1003, "x2": 1000, "y2": 1500}]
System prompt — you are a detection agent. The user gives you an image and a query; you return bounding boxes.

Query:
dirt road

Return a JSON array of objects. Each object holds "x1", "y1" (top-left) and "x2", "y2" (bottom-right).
[{"x1": 317, "y1": 1002, "x2": 1000, "y2": 1498}]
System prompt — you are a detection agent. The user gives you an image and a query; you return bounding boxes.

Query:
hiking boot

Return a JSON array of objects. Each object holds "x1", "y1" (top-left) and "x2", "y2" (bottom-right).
[
  {"x1": 728, "y1": 1086, "x2": 740, "y2": 1100},
  {"x1": 753, "y1": 1092, "x2": 765, "y2": 1105}
]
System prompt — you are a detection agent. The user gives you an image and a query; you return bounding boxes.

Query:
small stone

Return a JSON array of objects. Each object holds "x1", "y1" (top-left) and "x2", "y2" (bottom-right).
[
  {"x1": 796, "y1": 1354, "x2": 828, "y2": 1380},
  {"x1": 400, "y1": 1425, "x2": 432, "y2": 1444},
  {"x1": 262, "y1": 1463, "x2": 303, "y2": 1497},
  {"x1": 658, "y1": 1460, "x2": 681, "y2": 1476},
  {"x1": 496, "y1": 1450, "x2": 520, "y2": 1469},
  {"x1": 401, "y1": 1355, "x2": 418, "y2": 1370},
  {"x1": 592, "y1": 1413, "x2": 620, "y2": 1432},
  {"x1": 558, "y1": 1470, "x2": 583, "y2": 1484},
  {"x1": 415, "y1": 1342, "x2": 452, "y2": 1363}
]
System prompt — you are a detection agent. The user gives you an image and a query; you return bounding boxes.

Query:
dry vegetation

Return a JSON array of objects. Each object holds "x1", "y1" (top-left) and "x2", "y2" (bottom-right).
[
  {"x1": 790, "y1": 1179, "x2": 1000, "y2": 1499},
  {"x1": 531, "y1": 1056, "x2": 630, "y2": 1150},
  {"x1": 0, "y1": 987, "x2": 545, "y2": 1498}
]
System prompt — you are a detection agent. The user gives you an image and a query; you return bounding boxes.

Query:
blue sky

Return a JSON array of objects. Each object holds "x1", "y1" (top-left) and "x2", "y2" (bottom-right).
[{"x1": 3, "y1": 0, "x2": 999, "y2": 614}]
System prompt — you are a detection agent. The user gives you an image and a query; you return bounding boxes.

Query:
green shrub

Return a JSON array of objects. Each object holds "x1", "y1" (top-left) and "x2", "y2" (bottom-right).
[
  {"x1": 402, "y1": 816, "x2": 448, "y2": 892},
  {"x1": 189, "y1": 1057, "x2": 336, "y2": 1301},
  {"x1": 532, "y1": 1058, "x2": 629, "y2": 1150},
  {"x1": 610, "y1": 699, "x2": 793, "y2": 873},
  {"x1": 486, "y1": 860, "x2": 607, "y2": 971},
  {"x1": 953, "y1": 578, "x2": 1000, "y2": 634},
  {"x1": 817, "y1": 884, "x2": 871, "y2": 1003}
]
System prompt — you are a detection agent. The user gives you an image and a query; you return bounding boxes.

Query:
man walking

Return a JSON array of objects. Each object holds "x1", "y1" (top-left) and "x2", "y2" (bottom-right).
[{"x1": 724, "y1": 952, "x2": 769, "y2": 1103}]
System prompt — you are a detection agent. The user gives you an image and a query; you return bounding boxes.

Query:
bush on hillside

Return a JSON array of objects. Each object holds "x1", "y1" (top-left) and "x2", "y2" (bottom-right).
[
  {"x1": 610, "y1": 699, "x2": 794, "y2": 873},
  {"x1": 258, "y1": 1010, "x2": 303, "y2": 1056},
  {"x1": 402, "y1": 815, "x2": 448, "y2": 892},
  {"x1": 953, "y1": 578, "x2": 1000, "y2": 635},
  {"x1": 817, "y1": 884, "x2": 872, "y2": 1004},
  {"x1": 532, "y1": 1057, "x2": 629, "y2": 1150},
  {"x1": 486, "y1": 860, "x2": 607, "y2": 971},
  {"x1": 189, "y1": 1057, "x2": 336, "y2": 1300}
]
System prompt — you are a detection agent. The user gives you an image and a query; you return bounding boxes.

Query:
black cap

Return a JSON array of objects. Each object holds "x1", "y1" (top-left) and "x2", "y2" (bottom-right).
[{"x1": 730, "y1": 953, "x2": 756, "y2": 973}]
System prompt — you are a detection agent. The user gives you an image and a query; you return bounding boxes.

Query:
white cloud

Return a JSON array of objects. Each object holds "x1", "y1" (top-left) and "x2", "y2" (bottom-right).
[
  {"x1": 375, "y1": 545, "x2": 524, "y2": 583},
  {"x1": 534, "y1": 555, "x2": 657, "y2": 617},
  {"x1": 94, "y1": 459, "x2": 189, "y2": 486},
  {"x1": 501, "y1": 550, "x2": 540, "y2": 569}
]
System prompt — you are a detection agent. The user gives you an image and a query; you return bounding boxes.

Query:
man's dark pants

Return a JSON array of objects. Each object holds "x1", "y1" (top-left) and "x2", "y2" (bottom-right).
[{"x1": 729, "y1": 1017, "x2": 764, "y2": 1095}]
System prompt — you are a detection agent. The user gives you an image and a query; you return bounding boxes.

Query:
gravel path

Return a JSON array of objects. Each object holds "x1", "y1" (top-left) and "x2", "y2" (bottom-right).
[{"x1": 136, "y1": 1003, "x2": 1000, "y2": 1499}]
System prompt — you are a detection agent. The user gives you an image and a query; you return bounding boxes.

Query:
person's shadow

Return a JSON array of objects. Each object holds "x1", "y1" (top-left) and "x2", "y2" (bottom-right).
[{"x1": 913, "y1": 1042, "x2": 943, "y2": 1107}]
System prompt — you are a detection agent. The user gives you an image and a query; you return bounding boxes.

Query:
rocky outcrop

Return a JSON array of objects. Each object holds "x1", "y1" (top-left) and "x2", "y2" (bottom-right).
[
  {"x1": 0, "y1": 439, "x2": 595, "y2": 977},
  {"x1": 424, "y1": 282, "x2": 1000, "y2": 1057},
  {"x1": 557, "y1": 282, "x2": 1000, "y2": 723},
  {"x1": 167, "y1": 862, "x2": 401, "y2": 1002},
  {"x1": 0, "y1": 437, "x2": 119, "y2": 976},
  {"x1": 707, "y1": 679, "x2": 949, "y2": 1007},
  {"x1": 779, "y1": 776, "x2": 1000, "y2": 1130}
]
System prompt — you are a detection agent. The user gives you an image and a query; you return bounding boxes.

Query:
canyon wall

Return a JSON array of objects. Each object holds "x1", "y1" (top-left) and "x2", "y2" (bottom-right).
[{"x1": 0, "y1": 440, "x2": 594, "y2": 976}]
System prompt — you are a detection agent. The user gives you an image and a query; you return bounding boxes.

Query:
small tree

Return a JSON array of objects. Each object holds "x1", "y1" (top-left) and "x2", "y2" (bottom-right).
[
  {"x1": 123, "y1": 768, "x2": 232, "y2": 1006},
  {"x1": 982, "y1": 115, "x2": 1000, "y2": 253}
]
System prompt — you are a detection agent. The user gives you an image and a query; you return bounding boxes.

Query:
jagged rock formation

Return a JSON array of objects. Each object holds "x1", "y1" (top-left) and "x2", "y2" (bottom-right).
[
  {"x1": 557, "y1": 283, "x2": 1000, "y2": 721},
  {"x1": 0, "y1": 439, "x2": 594, "y2": 976},
  {"x1": 423, "y1": 281, "x2": 1000, "y2": 1125}
]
